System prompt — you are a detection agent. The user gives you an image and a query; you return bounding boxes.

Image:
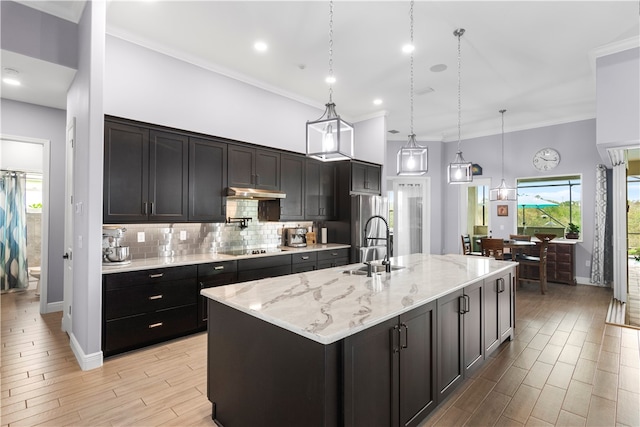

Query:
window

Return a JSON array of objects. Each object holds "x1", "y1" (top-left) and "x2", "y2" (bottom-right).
[
  {"x1": 25, "y1": 173, "x2": 43, "y2": 213},
  {"x1": 516, "y1": 175, "x2": 582, "y2": 238},
  {"x1": 629, "y1": 175, "x2": 640, "y2": 253}
]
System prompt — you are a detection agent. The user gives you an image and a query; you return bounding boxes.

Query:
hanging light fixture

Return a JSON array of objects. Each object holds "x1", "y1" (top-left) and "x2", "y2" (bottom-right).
[
  {"x1": 306, "y1": 0, "x2": 354, "y2": 162},
  {"x1": 397, "y1": 0, "x2": 427, "y2": 176},
  {"x1": 447, "y1": 28, "x2": 473, "y2": 184},
  {"x1": 490, "y1": 109, "x2": 517, "y2": 201}
]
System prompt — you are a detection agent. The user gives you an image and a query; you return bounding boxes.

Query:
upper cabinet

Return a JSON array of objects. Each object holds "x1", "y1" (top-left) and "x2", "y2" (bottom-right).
[
  {"x1": 189, "y1": 137, "x2": 227, "y2": 222},
  {"x1": 351, "y1": 161, "x2": 382, "y2": 195},
  {"x1": 104, "y1": 120, "x2": 188, "y2": 223},
  {"x1": 279, "y1": 153, "x2": 305, "y2": 221},
  {"x1": 228, "y1": 145, "x2": 280, "y2": 190},
  {"x1": 305, "y1": 159, "x2": 336, "y2": 220}
]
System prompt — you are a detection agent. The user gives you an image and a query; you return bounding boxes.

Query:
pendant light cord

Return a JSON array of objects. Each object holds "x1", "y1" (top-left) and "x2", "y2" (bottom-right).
[
  {"x1": 328, "y1": 0, "x2": 334, "y2": 104},
  {"x1": 409, "y1": 0, "x2": 414, "y2": 137},
  {"x1": 500, "y1": 109, "x2": 506, "y2": 178},
  {"x1": 455, "y1": 28, "x2": 464, "y2": 151}
]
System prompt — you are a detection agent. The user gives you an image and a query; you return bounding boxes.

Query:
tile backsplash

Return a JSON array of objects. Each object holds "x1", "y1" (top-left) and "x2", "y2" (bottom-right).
[{"x1": 108, "y1": 200, "x2": 312, "y2": 260}]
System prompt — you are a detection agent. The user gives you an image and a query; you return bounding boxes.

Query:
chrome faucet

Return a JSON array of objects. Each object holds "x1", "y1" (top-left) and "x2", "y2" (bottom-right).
[{"x1": 363, "y1": 215, "x2": 391, "y2": 273}]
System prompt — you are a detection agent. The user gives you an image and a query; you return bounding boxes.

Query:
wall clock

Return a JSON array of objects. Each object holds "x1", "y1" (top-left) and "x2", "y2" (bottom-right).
[{"x1": 533, "y1": 147, "x2": 560, "y2": 171}]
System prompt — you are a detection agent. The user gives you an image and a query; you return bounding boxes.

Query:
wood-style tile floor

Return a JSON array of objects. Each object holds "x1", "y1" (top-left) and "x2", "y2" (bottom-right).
[{"x1": 2, "y1": 282, "x2": 639, "y2": 427}]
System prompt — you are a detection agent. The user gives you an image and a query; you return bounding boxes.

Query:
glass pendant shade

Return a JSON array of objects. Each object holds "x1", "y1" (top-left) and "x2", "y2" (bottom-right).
[
  {"x1": 489, "y1": 179, "x2": 517, "y2": 201},
  {"x1": 397, "y1": 134, "x2": 427, "y2": 175},
  {"x1": 447, "y1": 151, "x2": 473, "y2": 183},
  {"x1": 306, "y1": 103, "x2": 354, "y2": 162}
]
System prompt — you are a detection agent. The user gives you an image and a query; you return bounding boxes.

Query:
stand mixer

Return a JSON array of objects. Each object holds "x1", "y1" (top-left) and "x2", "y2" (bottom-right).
[{"x1": 102, "y1": 226, "x2": 131, "y2": 264}]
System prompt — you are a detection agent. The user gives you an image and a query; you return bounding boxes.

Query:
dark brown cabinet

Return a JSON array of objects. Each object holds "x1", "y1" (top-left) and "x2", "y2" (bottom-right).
[
  {"x1": 189, "y1": 137, "x2": 227, "y2": 222},
  {"x1": 317, "y1": 248, "x2": 350, "y2": 270},
  {"x1": 436, "y1": 290, "x2": 464, "y2": 402},
  {"x1": 351, "y1": 161, "x2": 382, "y2": 195},
  {"x1": 305, "y1": 159, "x2": 336, "y2": 220},
  {"x1": 462, "y1": 281, "x2": 485, "y2": 377},
  {"x1": 519, "y1": 242, "x2": 575, "y2": 285},
  {"x1": 102, "y1": 265, "x2": 198, "y2": 356},
  {"x1": 279, "y1": 153, "x2": 306, "y2": 221},
  {"x1": 291, "y1": 251, "x2": 317, "y2": 273},
  {"x1": 104, "y1": 120, "x2": 188, "y2": 223},
  {"x1": 237, "y1": 254, "x2": 292, "y2": 282},
  {"x1": 228, "y1": 145, "x2": 280, "y2": 190},
  {"x1": 484, "y1": 271, "x2": 514, "y2": 356},
  {"x1": 343, "y1": 300, "x2": 437, "y2": 427},
  {"x1": 197, "y1": 261, "x2": 237, "y2": 329}
]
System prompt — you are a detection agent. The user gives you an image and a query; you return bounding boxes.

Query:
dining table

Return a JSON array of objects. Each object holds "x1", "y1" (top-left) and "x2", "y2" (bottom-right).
[{"x1": 474, "y1": 238, "x2": 537, "y2": 261}]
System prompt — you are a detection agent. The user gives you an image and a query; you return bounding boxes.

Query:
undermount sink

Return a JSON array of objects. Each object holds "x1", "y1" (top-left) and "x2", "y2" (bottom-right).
[{"x1": 343, "y1": 264, "x2": 406, "y2": 275}]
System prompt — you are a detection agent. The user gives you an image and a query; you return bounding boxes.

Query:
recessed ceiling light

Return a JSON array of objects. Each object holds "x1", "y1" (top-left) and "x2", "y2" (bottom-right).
[
  {"x1": 373, "y1": 99, "x2": 383, "y2": 105},
  {"x1": 430, "y1": 64, "x2": 447, "y2": 72},
  {"x1": 2, "y1": 68, "x2": 21, "y2": 86},
  {"x1": 325, "y1": 75, "x2": 336, "y2": 84},
  {"x1": 402, "y1": 44, "x2": 415, "y2": 54},
  {"x1": 254, "y1": 41, "x2": 268, "y2": 52}
]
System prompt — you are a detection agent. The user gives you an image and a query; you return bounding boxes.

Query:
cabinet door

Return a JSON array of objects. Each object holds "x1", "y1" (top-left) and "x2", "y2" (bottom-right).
[
  {"x1": 484, "y1": 275, "x2": 501, "y2": 356},
  {"x1": 305, "y1": 159, "x2": 335, "y2": 220},
  {"x1": 280, "y1": 154, "x2": 305, "y2": 220},
  {"x1": 436, "y1": 290, "x2": 463, "y2": 402},
  {"x1": 498, "y1": 272, "x2": 514, "y2": 343},
  {"x1": 463, "y1": 281, "x2": 485, "y2": 376},
  {"x1": 351, "y1": 162, "x2": 381, "y2": 195},
  {"x1": 103, "y1": 121, "x2": 149, "y2": 223},
  {"x1": 343, "y1": 317, "x2": 398, "y2": 427},
  {"x1": 189, "y1": 137, "x2": 227, "y2": 222},
  {"x1": 399, "y1": 301, "x2": 437, "y2": 427},
  {"x1": 255, "y1": 149, "x2": 280, "y2": 190},
  {"x1": 148, "y1": 130, "x2": 189, "y2": 222},
  {"x1": 228, "y1": 145, "x2": 255, "y2": 187}
]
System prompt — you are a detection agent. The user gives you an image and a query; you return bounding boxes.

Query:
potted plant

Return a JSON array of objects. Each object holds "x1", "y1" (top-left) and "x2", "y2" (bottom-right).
[{"x1": 565, "y1": 222, "x2": 579, "y2": 239}]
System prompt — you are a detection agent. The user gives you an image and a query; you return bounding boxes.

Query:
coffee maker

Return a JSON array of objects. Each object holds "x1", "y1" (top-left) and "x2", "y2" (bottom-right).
[{"x1": 102, "y1": 226, "x2": 130, "y2": 264}]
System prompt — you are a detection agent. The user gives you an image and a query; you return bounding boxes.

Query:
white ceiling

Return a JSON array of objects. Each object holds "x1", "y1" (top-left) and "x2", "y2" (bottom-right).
[{"x1": 3, "y1": 1, "x2": 639, "y2": 142}]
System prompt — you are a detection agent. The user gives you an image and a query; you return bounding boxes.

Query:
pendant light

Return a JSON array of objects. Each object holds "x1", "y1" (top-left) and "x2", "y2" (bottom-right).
[
  {"x1": 447, "y1": 28, "x2": 473, "y2": 184},
  {"x1": 306, "y1": 0, "x2": 354, "y2": 162},
  {"x1": 397, "y1": 0, "x2": 427, "y2": 176},
  {"x1": 489, "y1": 109, "x2": 517, "y2": 201}
]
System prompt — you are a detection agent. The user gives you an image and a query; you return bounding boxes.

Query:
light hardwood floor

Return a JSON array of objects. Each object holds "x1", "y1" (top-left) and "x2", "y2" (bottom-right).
[{"x1": 2, "y1": 281, "x2": 639, "y2": 427}]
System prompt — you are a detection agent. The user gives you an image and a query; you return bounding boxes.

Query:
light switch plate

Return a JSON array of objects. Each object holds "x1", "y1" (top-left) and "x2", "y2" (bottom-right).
[
  {"x1": 137, "y1": 232, "x2": 145, "y2": 243},
  {"x1": 180, "y1": 230, "x2": 187, "y2": 240}
]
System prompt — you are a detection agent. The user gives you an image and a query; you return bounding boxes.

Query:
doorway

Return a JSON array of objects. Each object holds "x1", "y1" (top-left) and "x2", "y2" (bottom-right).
[
  {"x1": 0, "y1": 136, "x2": 50, "y2": 314},
  {"x1": 388, "y1": 177, "x2": 431, "y2": 256},
  {"x1": 458, "y1": 178, "x2": 491, "y2": 253}
]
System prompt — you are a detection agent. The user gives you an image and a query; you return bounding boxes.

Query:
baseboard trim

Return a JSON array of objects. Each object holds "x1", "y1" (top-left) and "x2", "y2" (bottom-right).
[
  {"x1": 69, "y1": 333, "x2": 103, "y2": 371},
  {"x1": 576, "y1": 276, "x2": 609, "y2": 287},
  {"x1": 45, "y1": 300, "x2": 63, "y2": 313}
]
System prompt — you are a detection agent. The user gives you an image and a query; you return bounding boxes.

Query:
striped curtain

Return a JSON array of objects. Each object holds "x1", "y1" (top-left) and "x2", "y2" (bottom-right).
[
  {"x1": 0, "y1": 171, "x2": 29, "y2": 291},
  {"x1": 590, "y1": 164, "x2": 611, "y2": 286}
]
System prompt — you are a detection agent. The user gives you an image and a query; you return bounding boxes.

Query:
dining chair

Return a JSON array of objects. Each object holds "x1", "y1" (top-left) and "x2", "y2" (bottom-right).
[
  {"x1": 517, "y1": 237, "x2": 551, "y2": 294},
  {"x1": 461, "y1": 234, "x2": 482, "y2": 256},
  {"x1": 480, "y1": 238, "x2": 512, "y2": 260}
]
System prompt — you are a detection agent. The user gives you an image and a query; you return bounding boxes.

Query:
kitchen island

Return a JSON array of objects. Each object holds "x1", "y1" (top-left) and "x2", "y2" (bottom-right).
[{"x1": 202, "y1": 253, "x2": 517, "y2": 427}]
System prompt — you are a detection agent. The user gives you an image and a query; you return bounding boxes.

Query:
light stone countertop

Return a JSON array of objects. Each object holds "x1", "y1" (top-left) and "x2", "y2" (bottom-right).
[
  {"x1": 201, "y1": 253, "x2": 517, "y2": 345},
  {"x1": 101, "y1": 243, "x2": 350, "y2": 274}
]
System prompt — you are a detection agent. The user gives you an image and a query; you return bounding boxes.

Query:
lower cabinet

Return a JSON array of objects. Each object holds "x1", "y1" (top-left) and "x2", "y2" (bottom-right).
[
  {"x1": 197, "y1": 261, "x2": 238, "y2": 329},
  {"x1": 317, "y1": 248, "x2": 350, "y2": 270},
  {"x1": 484, "y1": 270, "x2": 514, "y2": 355},
  {"x1": 291, "y1": 251, "x2": 318, "y2": 273},
  {"x1": 103, "y1": 265, "x2": 198, "y2": 356},
  {"x1": 343, "y1": 301, "x2": 437, "y2": 427},
  {"x1": 237, "y1": 255, "x2": 292, "y2": 282}
]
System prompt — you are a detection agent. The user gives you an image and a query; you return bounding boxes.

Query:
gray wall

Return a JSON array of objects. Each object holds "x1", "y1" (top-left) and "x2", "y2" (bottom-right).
[{"x1": 0, "y1": 99, "x2": 66, "y2": 303}]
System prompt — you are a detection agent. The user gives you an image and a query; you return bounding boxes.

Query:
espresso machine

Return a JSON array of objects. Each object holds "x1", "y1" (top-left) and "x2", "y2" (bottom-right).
[{"x1": 102, "y1": 226, "x2": 130, "y2": 264}]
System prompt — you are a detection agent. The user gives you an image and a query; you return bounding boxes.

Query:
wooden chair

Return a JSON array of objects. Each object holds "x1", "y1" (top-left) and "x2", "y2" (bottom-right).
[
  {"x1": 509, "y1": 234, "x2": 531, "y2": 241},
  {"x1": 480, "y1": 238, "x2": 512, "y2": 260},
  {"x1": 517, "y1": 237, "x2": 551, "y2": 294},
  {"x1": 461, "y1": 234, "x2": 482, "y2": 256}
]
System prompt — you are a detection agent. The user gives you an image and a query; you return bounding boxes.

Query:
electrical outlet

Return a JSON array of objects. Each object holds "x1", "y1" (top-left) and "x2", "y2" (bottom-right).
[
  {"x1": 180, "y1": 230, "x2": 187, "y2": 240},
  {"x1": 137, "y1": 232, "x2": 145, "y2": 243},
  {"x1": 585, "y1": 260, "x2": 591, "y2": 267}
]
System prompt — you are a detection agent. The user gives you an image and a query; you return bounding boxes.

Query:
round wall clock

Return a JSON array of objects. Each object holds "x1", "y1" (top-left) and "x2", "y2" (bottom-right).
[{"x1": 533, "y1": 147, "x2": 560, "y2": 171}]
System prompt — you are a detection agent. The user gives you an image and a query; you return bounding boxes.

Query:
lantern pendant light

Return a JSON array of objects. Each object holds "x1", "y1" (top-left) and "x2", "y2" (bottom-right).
[
  {"x1": 397, "y1": 0, "x2": 427, "y2": 176},
  {"x1": 306, "y1": 0, "x2": 354, "y2": 162},
  {"x1": 489, "y1": 109, "x2": 517, "y2": 201},
  {"x1": 447, "y1": 28, "x2": 473, "y2": 184}
]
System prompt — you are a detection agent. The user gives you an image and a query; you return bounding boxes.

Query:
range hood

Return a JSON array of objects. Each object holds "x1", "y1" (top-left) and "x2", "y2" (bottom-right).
[{"x1": 226, "y1": 187, "x2": 286, "y2": 200}]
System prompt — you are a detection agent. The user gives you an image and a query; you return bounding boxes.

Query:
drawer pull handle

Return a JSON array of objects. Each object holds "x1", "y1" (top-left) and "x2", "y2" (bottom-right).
[
  {"x1": 331, "y1": 252, "x2": 338, "y2": 256},
  {"x1": 149, "y1": 273, "x2": 164, "y2": 278},
  {"x1": 301, "y1": 256, "x2": 310, "y2": 260},
  {"x1": 214, "y1": 266, "x2": 225, "y2": 270},
  {"x1": 149, "y1": 294, "x2": 163, "y2": 300},
  {"x1": 148, "y1": 322, "x2": 163, "y2": 329}
]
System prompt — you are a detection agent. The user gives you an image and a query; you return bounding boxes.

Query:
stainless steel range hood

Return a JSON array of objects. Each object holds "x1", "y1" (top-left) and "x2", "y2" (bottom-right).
[{"x1": 226, "y1": 187, "x2": 286, "y2": 200}]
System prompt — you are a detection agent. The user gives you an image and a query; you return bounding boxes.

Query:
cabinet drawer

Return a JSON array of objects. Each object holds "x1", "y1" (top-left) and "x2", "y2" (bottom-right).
[
  {"x1": 318, "y1": 257, "x2": 349, "y2": 270},
  {"x1": 104, "y1": 304, "x2": 197, "y2": 355},
  {"x1": 292, "y1": 262, "x2": 317, "y2": 273},
  {"x1": 238, "y1": 254, "x2": 291, "y2": 270},
  {"x1": 556, "y1": 253, "x2": 572, "y2": 263},
  {"x1": 105, "y1": 278, "x2": 197, "y2": 320},
  {"x1": 291, "y1": 252, "x2": 317, "y2": 264},
  {"x1": 238, "y1": 265, "x2": 291, "y2": 282},
  {"x1": 317, "y1": 248, "x2": 349, "y2": 261},
  {"x1": 198, "y1": 261, "x2": 238, "y2": 280},
  {"x1": 104, "y1": 265, "x2": 197, "y2": 290}
]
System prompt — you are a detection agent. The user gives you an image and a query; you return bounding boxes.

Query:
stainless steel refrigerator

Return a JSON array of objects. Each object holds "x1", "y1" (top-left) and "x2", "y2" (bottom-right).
[{"x1": 350, "y1": 195, "x2": 389, "y2": 263}]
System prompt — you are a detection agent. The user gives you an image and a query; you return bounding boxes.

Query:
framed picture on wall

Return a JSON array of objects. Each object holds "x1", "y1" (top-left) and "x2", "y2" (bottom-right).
[{"x1": 497, "y1": 205, "x2": 508, "y2": 216}]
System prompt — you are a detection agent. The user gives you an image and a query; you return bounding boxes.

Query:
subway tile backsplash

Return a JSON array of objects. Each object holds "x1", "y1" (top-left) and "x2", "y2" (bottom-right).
[{"x1": 110, "y1": 200, "x2": 312, "y2": 260}]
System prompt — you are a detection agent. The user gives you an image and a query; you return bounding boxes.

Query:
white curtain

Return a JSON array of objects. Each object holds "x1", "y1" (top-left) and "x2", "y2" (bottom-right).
[
  {"x1": 1, "y1": 171, "x2": 29, "y2": 291},
  {"x1": 395, "y1": 182, "x2": 423, "y2": 256},
  {"x1": 590, "y1": 164, "x2": 611, "y2": 286}
]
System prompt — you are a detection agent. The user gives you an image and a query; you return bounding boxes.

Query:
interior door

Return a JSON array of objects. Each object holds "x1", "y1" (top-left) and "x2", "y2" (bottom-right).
[
  {"x1": 62, "y1": 118, "x2": 75, "y2": 332},
  {"x1": 391, "y1": 178, "x2": 430, "y2": 256}
]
